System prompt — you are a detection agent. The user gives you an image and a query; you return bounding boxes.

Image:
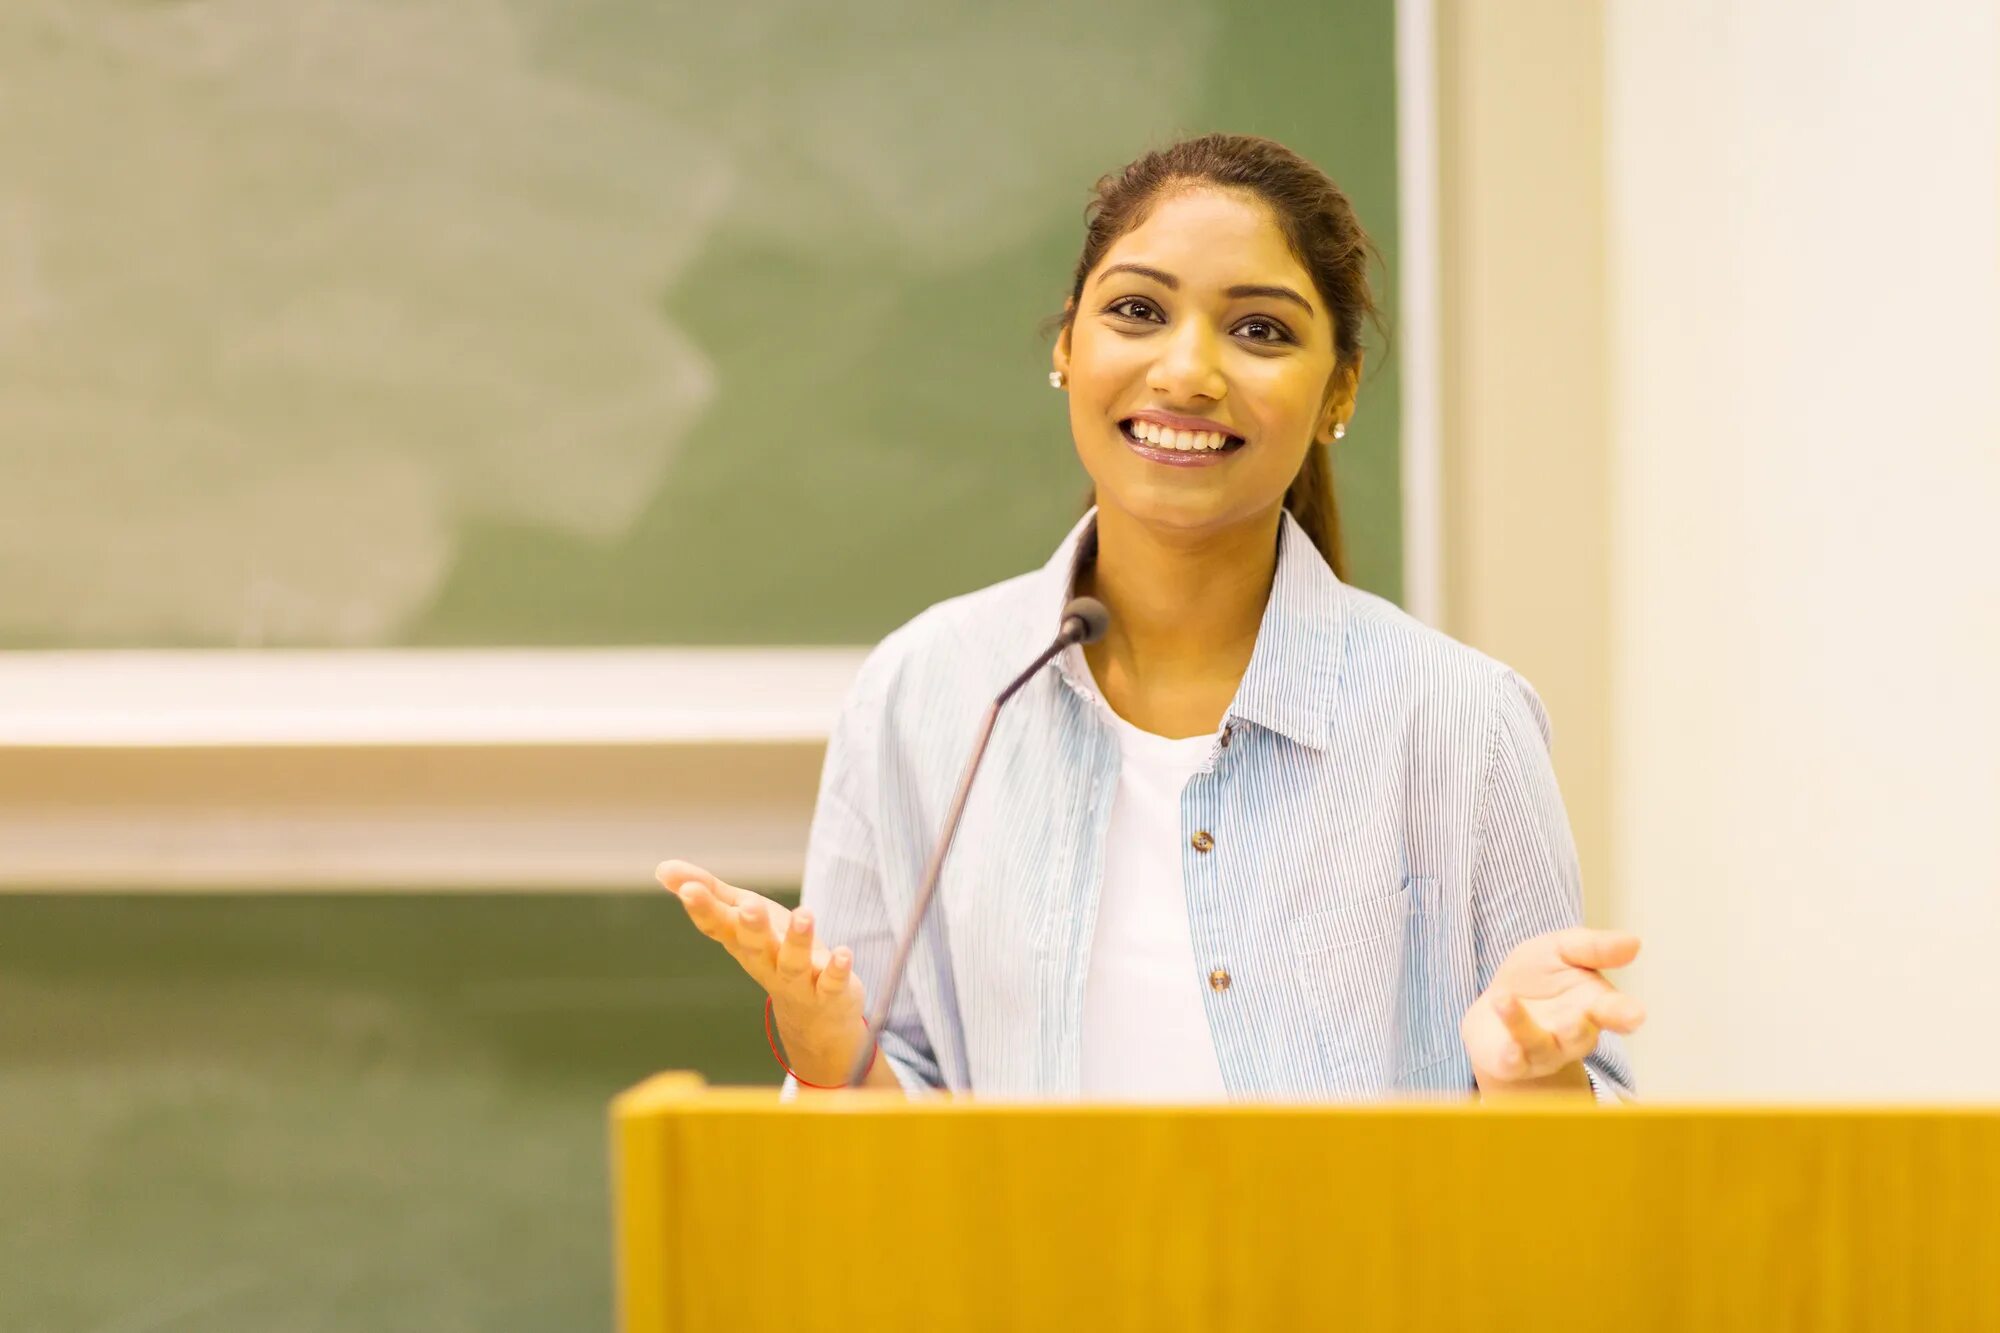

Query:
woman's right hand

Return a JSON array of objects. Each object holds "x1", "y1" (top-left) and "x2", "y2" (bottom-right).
[{"x1": 654, "y1": 859, "x2": 872, "y2": 1086}]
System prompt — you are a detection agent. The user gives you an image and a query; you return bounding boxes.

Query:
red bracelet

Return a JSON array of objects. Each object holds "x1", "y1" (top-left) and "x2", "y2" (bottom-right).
[{"x1": 765, "y1": 994, "x2": 877, "y2": 1089}]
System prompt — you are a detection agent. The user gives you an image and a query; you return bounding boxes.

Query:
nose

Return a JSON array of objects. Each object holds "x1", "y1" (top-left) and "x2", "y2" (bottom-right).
[{"x1": 1146, "y1": 316, "x2": 1226, "y2": 403}]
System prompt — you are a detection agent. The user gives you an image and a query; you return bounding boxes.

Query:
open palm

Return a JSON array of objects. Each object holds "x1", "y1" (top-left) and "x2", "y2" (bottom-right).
[
  {"x1": 654, "y1": 858, "x2": 871, "y2": 1083},
  {"x1": 1461, "y1": 928, "x2": 1646, "y2": 1084}
]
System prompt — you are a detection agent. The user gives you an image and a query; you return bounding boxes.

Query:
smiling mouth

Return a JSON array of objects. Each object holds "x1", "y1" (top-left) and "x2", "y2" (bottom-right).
[{"x1": 1118, "y1": 418, "x2": 1247, "y2": 455}]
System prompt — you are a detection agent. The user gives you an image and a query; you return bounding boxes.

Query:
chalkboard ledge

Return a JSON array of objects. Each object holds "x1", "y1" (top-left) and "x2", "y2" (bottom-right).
[{"x1": 0, "y1": 649, "x2": 869, "y2": 748}]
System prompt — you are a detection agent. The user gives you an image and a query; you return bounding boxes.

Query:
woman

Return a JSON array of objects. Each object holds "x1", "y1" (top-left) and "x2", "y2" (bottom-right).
[{"x1": 658, "y1": 134, "x2": 1645, "y2": 1101}]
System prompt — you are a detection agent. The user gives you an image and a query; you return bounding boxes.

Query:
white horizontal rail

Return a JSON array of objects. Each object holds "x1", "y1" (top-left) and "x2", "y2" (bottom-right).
[
  {"x1": 0, "y1": 648, "x2": 870, "y2": 747},
  {"x1": 0, "y1": 807, "x2": 812, "y2": 892}
]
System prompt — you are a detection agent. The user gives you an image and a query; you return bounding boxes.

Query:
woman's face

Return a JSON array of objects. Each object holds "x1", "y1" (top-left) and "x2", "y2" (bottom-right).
[{"x1": 1055, "y1": 186, "x2": 1353, "y2": 541}]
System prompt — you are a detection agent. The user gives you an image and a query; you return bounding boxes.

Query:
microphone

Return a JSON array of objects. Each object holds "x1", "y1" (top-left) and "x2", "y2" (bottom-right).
[{"x1": 845, "y1": 596, "x2": 1110, "y2": 1086}]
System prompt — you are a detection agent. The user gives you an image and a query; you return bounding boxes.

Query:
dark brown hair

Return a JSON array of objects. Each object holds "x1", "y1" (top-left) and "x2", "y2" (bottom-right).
[{"x1": 1060, "y1": 133, "x2": 1385, "y2": 581}]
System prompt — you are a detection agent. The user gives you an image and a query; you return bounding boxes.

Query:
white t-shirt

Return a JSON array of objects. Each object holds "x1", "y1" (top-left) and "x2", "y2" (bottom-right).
[{"x1": 1075, "y1": 661, "x2": 1231, "y2": 1101}]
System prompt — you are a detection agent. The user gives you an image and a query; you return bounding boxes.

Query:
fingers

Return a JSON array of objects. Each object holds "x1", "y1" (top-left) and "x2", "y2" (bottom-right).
[
  {"x1": 658, "y1": 860, "x2": 787, "y2": 965},
  {"x1": 1552, "y1": 928, "x2": 1641, "y2": 972},
  {"x1": 1553, "y1": 1010, "x2": 1601, "y2": 1060},
  {"x1": 672, "y1": 881, "x2": 733, "y2": 943},
  {"x1": 1489, "y1": 990, "x2": 1561, "y2": 1077},
  {"x1": 817, "y1": 946, "x2": 855, "y2": 1000},
  {"x1": 1586, "y1": 989, "x2": 1648, "y2": 1033},
  {"x1": 659, "y1": 860, "x2": 861, "y2": 1010},
  {"x1": 733, "y1": 897, "x2": 779, "y2": 973},
  {"x1": 655, "y1": 859, "x2": 741, "y2": 907},
  {"x1": 673, "y1": 881, "x2": 784, "y2": 978},
  {"x1": 774, "y1": 907, "x2": 818, "y2": 993}
]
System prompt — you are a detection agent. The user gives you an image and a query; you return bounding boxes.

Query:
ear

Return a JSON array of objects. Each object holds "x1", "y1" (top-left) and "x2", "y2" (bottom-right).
[
  {"x1": 1052, "y1": 311, "x2": 1074, "y2": 381},
  {"x1": 1316, "y1": 357, "x2": 1361, "y2": 444}
]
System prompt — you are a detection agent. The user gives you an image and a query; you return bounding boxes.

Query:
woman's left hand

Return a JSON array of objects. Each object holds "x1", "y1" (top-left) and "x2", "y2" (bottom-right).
[{"x1": 1461, "y1": 928, "x2": 1647, "y2": 1087}]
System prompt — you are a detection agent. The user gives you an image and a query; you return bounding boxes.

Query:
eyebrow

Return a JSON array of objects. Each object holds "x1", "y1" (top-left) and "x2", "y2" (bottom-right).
[
  {"x1": 1226, "y1": 283, "x2": 1316, "y2": 316},
  {"x1": 1097, "y1": 263, "x2": 1316, "y2": 317}
]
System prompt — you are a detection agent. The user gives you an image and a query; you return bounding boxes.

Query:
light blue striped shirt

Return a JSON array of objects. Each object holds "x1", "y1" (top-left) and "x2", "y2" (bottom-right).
[{"x1": 784, "y1": 508, "x2": 1634, "y2": 1102}]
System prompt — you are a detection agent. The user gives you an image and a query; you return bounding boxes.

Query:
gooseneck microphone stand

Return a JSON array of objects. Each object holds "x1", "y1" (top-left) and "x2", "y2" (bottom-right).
[{"x1": 843, "y1": 596, "x2": 1110, "y2": 1087}]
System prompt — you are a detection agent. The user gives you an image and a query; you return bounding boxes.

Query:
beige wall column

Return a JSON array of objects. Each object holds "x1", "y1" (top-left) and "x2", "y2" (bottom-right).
[
  {"x1": 1436, "y1": 1, "x2": 1614, "y2": 914},
  {"x1": 1606, "y1": 1, "x2": 2000, "y2": 1098}
]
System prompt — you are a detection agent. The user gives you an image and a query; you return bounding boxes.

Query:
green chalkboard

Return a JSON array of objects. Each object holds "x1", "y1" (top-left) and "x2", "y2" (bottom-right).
[
  {"x1": 0, "y1": 0, "x2": 1399, "y2": 648},
  {"x1": 0, "y1": 892, "x2": 777, "y2": 1331}
]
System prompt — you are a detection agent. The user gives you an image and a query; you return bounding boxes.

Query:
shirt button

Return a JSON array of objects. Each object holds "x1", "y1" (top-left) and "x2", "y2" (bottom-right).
[
  {"x1": 1208, "y1": 967, "x2": 1232, "y2": 992},
  {"x1": 1191, "y1": 830, "x2": 1215, "y2": 853}
]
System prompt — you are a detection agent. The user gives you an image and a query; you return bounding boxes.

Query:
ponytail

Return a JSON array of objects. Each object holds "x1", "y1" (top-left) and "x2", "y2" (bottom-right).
[{"x1": 1282, "y1": 443, "x2": 1347, "y2": 582}]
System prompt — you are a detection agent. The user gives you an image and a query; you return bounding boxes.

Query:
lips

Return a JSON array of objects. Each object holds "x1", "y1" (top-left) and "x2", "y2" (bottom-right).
[{"x1": 1117, "y1": 418, "x2": 1244, "y2": 467}]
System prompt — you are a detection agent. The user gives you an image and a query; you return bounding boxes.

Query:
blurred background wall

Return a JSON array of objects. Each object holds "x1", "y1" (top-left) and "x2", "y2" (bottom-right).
[
  {"x1": 1439, "y1": 0, "x2": 2000, "y2": 1100},
  {"x1": 1603, "y1": 0, "x2": 2000, "y2": 1100},
  {"x1": 1436, "y1": 0, "x2": 1613, "y2": 915}
]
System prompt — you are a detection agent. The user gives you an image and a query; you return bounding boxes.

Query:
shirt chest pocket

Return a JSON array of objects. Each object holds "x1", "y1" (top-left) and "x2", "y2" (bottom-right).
[{"x1": 1289, "y1": 876, "x2": 1453, "y2": 1088}]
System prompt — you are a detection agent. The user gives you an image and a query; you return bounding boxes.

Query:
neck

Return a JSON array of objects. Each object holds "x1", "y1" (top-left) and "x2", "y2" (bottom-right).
[{"x1": 1078, "y1": 503, "x2": 1280, "y2": 705}]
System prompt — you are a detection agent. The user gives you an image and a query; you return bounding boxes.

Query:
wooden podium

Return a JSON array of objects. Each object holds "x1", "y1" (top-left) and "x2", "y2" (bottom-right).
[{"x1": 611, "y1": 1073, "x2": 1999, "y2": 1332}]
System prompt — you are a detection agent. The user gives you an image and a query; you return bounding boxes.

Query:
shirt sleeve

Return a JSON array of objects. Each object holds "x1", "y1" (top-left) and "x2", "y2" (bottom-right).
[
  {"x1": 778, "y1": 654, "x2": 944, "y2": 1101},
  {"x1": 1467, "y1": 668, "x2": 1637, "y2": 1102}
]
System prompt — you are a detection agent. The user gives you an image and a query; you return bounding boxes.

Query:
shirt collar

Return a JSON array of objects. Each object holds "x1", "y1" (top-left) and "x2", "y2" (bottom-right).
[{"x1": 1032, "y1": 506, "x2": 1349, "y2": 751}]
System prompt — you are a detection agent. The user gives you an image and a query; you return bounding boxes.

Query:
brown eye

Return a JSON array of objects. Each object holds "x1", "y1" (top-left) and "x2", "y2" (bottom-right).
[
  {"x1": 1107, "y1": 297, "x2": 1161, "y2": 322},
  {"x1": 1235, "y1": 318, "x2": 1291, "y2": 343}
]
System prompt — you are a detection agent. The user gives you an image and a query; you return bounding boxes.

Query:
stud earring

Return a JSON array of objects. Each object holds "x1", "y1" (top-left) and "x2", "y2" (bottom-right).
[
  {"x1": 1333, "y1": 423, "x2": 1346, "y2": 440},
  {"x1": 1049, "y1": 370, "x2": 1066, "y2": 389}
]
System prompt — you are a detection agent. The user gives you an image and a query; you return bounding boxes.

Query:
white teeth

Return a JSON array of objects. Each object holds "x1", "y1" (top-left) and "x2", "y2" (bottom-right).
[{"x1": 1129, "y1": 421, "x2": 1234, "y2": 451}]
